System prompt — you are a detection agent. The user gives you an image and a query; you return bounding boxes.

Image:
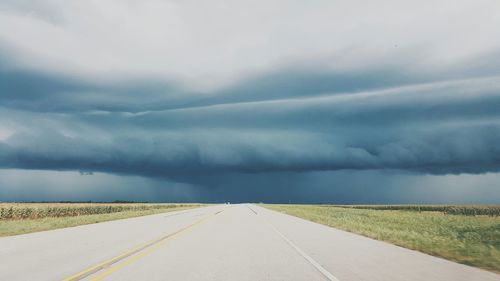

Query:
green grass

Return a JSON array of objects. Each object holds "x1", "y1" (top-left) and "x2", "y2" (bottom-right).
[
  {"x1": 0, "y1": 203, "x2": 202, "y2": 237},
  {"x1": 263, "y1": 204, "x2": 500, "y2": 273},
  {"x1": 335, "y1": 205, "x2": 500, "y2": 216}
]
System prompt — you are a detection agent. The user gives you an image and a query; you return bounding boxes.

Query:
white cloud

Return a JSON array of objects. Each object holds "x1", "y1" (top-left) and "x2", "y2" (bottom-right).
[
  {"x1": 1, "y1": 0, "x2": 499, "y2": 90},
  {"x1": 0, "y1": 127, "x2": 12, "y2": 141}
]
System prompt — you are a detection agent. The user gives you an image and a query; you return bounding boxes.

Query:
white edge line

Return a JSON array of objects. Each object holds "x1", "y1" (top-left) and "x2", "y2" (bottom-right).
[{"x1": 268, "y1": 223, "x2": 341, "y2": 281}]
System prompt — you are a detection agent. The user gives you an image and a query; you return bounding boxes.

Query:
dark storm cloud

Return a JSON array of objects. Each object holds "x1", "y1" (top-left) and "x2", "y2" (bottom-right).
[
  {"x1": 1, "y1": 0, "x2": 500, "y2": 188},
  {"x1": 0, "y1": 69, "x2": 185, "y2": 112},
  {"x1": 1, "y1": 52, "x2": 498, "y2": 114},
  {"x1": 1, "y1": 65, "x2": 420, "y2": 113},
  {"x1": 2, "y1": 123, "x2": 499, "y2": 177},
  {"x1": 1, "y1": 74, "x2": 500, "y2": 177}
]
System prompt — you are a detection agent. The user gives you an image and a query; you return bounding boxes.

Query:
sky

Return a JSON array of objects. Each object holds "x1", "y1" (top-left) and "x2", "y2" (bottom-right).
[{"x1": 1, "y1": 0, "x2": 500, "y2": 203}]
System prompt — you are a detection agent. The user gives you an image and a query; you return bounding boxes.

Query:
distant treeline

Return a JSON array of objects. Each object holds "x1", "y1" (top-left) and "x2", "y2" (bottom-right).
[
  {"x1": 0, "y1": 203, "x2": 197, "y2": 220},
  {"x1": 331, "y1": 205, "x2": 500, "y2": 216}
]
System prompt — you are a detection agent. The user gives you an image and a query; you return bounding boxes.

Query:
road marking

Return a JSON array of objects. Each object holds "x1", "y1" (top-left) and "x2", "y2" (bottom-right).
[
  {"x1": 269, "y1": 224, "x2": 340, "y2": 281},
  {"x1": 62, "y1": 210, "x2": 222, "y2": 281},
  {"x1": 255, "y1": 206, "x2": 340, "y2": 281},
  {"x1": 246, "y1": 205, "x2": 258, "y2": 215}
]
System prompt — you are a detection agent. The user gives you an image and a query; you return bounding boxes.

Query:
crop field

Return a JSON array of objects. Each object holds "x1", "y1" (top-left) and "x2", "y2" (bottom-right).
[
  {"x1": 263, "y1": 204, "x2": 500, "y2": 272},
  {"x1": 0, "y1": 203, "x2": 202, "y2": 236},
  {"x1": 0, "y1": 203, "x2": 196, "y2": 220},
  {"x1": 333, "y1": 204, "x2": 500, "y2": 216}
]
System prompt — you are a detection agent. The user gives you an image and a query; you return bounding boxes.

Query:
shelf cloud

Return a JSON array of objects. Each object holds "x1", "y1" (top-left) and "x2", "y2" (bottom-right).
[{"x1": 1, "y1": 0, "x2": 500, "y2": 202}]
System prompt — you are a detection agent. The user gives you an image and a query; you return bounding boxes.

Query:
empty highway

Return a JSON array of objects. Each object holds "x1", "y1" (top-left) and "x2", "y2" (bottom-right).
[{"x1": 0, "y1": 204, "x2": 498, "y2": 281}]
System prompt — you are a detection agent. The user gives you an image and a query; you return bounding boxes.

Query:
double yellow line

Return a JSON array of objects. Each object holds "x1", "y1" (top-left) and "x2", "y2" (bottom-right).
[{"x1": 63, "y1": 210, "x2": 222, "y2": 281}]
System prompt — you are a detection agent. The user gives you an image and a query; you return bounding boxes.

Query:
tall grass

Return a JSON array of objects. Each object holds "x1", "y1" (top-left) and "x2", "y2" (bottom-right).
[
  {"x1": 332, "y1": 205, "x2": 500, "y2": 216},
  {"x1": 0, "y1": 203, "x2": 203, "y2": 236},
  {"x1": 0, "y1": 203, "x2": 194, "y2": 220}
]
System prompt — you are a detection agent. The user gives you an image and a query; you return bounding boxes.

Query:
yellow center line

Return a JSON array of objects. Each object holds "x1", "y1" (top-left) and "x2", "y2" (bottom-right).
[{"x1": 62, "y1": 210, "x2": 223, "y2": 281}]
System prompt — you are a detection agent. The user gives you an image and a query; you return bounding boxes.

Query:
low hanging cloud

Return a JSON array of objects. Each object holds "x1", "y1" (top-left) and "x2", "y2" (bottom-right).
[
  {"x1": 1, "y1": 0, "x2": 500, "y2": 182},
  {"x1": 1, "y1": 77, "x2": 499, "y2": 177}
]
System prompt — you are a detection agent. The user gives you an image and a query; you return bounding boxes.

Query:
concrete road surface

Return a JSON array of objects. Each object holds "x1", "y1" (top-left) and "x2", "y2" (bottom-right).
[{"x1": 0, "y1": 204, "x2": 498, "y2": 281}]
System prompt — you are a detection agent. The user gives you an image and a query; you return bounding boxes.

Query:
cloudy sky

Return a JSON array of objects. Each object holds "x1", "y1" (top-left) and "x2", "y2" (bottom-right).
[{"x1": 1, "y1": 0, "x2": 500, "y2": 203}]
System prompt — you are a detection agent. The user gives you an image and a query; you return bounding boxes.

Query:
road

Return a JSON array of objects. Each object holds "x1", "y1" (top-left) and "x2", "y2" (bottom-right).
[{"x1": 0, "y1": 204, "x2": 498, "y2": 281}]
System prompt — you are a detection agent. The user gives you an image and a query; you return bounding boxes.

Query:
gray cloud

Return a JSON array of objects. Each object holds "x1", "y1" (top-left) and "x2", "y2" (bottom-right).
[
  {"x1": 1, "y1": 76, "x2": 499, "y2": 178},
  {"x1": 1, "y1": 0, "x2": 500, "y2": 202}
]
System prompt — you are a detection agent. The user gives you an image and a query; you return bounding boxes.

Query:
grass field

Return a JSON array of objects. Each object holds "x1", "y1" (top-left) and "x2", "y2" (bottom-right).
[
  {"x1": 0, "y1": 203, "x2": 202, "y2": 237},
  {"x1": 334, "y1": 204, "x2": 500, "y2": 216},
  {"x1": 263, "y1": 204, "x2": 500, "y2": 273}
]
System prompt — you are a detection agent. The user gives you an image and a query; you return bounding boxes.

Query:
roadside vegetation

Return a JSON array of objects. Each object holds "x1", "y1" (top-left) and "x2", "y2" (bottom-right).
[
  {"x1": 335, "y1": 205, "x2": 500, "y2": 216},
  {"x1": 263, "y1": 204, "x2": 500, "y2": 273},
  {"x1": 0, "y1": 203, "x2": 202, "y2": 237}
]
